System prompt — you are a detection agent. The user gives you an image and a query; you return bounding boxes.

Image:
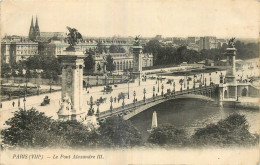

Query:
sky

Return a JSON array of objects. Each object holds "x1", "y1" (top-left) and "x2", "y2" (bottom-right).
[{"x1": 1, "y1": 0, "x2": 259, "y2": 38}]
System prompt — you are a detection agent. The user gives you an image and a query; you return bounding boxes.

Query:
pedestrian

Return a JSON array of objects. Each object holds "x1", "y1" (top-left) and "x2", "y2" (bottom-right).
[
  {"x1": 12, "y1": 101, "x2": 15, "y2": 107},
  {"x1": 114, "y1": 97, "x2": 116, "y2": 103},
  {"x1": 0, "y1": 103, "x2": 2, "y2": 108}
]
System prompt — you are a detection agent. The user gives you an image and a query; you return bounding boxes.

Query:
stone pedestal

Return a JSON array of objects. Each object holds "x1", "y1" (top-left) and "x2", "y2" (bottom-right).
[
  {"x1": 225, "y1": 48, "x2": 237, "y2": 84},
  {"x1": 57, "y1": 50, "x2": 85, "y2": 121}
]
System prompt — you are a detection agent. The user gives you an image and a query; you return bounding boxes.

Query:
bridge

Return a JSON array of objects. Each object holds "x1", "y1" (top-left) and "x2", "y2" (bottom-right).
[{"x1": 98, "y1": 85, "x2": 217, "y2": 121}]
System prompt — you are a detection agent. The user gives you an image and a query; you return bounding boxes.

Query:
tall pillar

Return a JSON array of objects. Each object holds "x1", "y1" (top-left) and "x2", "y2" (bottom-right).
[
  {"x1": 132, "y1": 36, "x2": 142, "y2": 85},
  {"x1": 57, "y1": 51, "x2": 85, "y2": 121},
  {"x1": 225, "y1": 38, "x2": 237, "y2": 99}
]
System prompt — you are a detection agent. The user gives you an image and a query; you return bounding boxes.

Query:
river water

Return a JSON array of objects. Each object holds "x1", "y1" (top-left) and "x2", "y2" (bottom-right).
[{"x1": 130, "y1": 98, "x2": 260, "y2": 140}]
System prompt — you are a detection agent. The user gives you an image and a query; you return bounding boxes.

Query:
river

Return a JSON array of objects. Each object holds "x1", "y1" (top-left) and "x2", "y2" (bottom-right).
[{"x1": 130, "y1": 98, "x2": 260, "y2": 140}]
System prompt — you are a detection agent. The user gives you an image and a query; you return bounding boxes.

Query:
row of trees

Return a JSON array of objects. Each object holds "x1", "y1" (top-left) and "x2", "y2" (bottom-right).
[
  {"x1": 144, "y1": 39, "x2": 259, "y2": 66},
  {"x1": 96, "y1": 42, "x2": 126, "y2": 54},
  {"x1": 149, "y1": 113, "x2": 258, "y2": 147},
  {"x1": 1, "y1": 108, "x2": 141, "y2": 148},
  {"x1": 1, "y1": 56, "x2": 61, "y2": 81},
  {"x1": 1, "y1": 109, "x2": 258, "y2": 149}
]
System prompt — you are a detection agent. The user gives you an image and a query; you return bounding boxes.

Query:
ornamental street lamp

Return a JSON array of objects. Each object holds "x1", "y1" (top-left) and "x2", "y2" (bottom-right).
[
  {"x1": 143, "y1": 88, "x2": 146, "y2": 102},
  {"x1": 87, "y1": 96, "x2": 95, "y2": 116},
  {"x1": 161, "y1": 84, "x2": 164, "y2": 96},
  {"x1": 110, "y1": 96, "x2": 113, "y2": 110},
  {"x1": 133, "y1": 91, "x2": 136, "y2": 104}
]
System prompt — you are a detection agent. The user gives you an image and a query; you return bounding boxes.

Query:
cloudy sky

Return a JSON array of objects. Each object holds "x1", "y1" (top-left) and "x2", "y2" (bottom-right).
[{"x1": 1, "y1": 0, "x2": 259, "y2": 38}]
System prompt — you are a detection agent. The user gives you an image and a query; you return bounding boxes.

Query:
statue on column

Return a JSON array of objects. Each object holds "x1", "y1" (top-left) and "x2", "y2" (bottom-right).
[
  {"x1": 133, "y1": 35, "x2": 140, "y2": 46},
  {"x1": 66, "y1": 26, "x2": 83, "y2": 51},
  {"x1": 228, "y1": 37, "x2": 235, "y2": 48}
]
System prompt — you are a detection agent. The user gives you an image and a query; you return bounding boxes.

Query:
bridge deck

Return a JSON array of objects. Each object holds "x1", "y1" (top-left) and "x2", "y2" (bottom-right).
[{"x1": 98, "y1": 85, "x2": 216, "y2": 120}]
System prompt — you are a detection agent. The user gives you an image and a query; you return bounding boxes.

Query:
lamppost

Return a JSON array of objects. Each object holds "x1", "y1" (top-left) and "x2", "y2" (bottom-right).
[
  {"x1": 127, "y1": 80, "x2": 129, "y2": 99},
  {"x1": 143, "y1": 88, "x2": 146, "y2": 102},
  {"x1": 157, "y1": 75, "x2": 160, "y2": 93},
  {"x1": 96, "y1": 101, "x2": 100, "y2": 117},
  {"x1": 122, "y1": 95, "x2": 125, "y2": 108},
  {"x1": 153, "y1": 86, "x2": 155, "y2": 98},
  {"x1": 161, "y1": 84, "x2": 164, "y2": 96},
  {"x1": 110, "y1": 96, "x2": 113, "y2": 110},
  {"x1": 179, "y1": 79, "x2": 183, "y2": 92},
  {"x1": 133, "y1": 91, "x2": 136, "y2": 104},
  {"x1": 193, "y1": 75, "x2": 196, "y2": 89},
  {"x1": 187, "y1": 79, "x2": 189, "y2": 92},
  {"x1": 23, "y1": 97, "x2": 26, "y2": 110},
  {"x1": 173, "y1": 81, "x2": 175, "y2": 93},
  {"x1": 220, "y1": 72, "x2": 223, "y2": 84},
  {"x1": 87, "y1": 96, "x2": 95, "y2": 116},
  {"x1": 49, "y1": 80, "x2": 52, "y2": 93},
  {"x1": 18, "y1": 84, "x2": 21, "y2": 108},
  {"x1": 113, "y1": 75, "x2": 115, "y2": 84}
]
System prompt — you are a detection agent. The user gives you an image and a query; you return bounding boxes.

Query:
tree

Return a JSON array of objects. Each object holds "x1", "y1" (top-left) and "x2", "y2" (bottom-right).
[
  {"x1": 109, "y1": 45, "x2": 126, "y2": 53},
  {"x1": 97, "y1": 41, "x2": 104, "y2": 54},
  {"x1": 191, "y1": 113, "x2": 259, "y2": 147},
  {"x1": 1, "y1": 108, "x2": 100, "y2": 148},
  {"x1": 1, "y1": 108, "x2": 53, "y2": 148},
  {"x1": 148, "y1": 123, "x2": 188, "y2": 146},
  {"x1": 84, "y1": 51, "x2": 95, "y2": 73},
  {"x1": 1, "y1": 63, "x2": 11, "y2": 78},
  {"x1": 49, "y1": 120, "x2": 100, "y2": 148},
  {"x1": 98, "y1": 117, "x2": 142, "y2": 147},
  {"x1": 106, "y1": 55, "x2": 116, "y2": 74}
]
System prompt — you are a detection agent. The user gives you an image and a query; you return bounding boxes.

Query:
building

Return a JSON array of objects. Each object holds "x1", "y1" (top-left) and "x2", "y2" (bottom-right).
[
  {"x1": 93, "y1": 53, "x2": 153, "y2": 73},
  {"x1": 1, "y1": 39, "x2": 38, "y2": 65},
  {"x1": 199, "y1": 36, "x2": 217, "y2": 51},
  {"x1": 29, "y1": 16, "x2": 40, "y2": 41},
  {"x1": 40, "y1": 32, "x2": 66, "y2": 40}
]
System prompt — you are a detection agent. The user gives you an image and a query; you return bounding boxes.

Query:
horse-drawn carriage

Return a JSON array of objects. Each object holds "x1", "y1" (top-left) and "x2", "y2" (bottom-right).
[
  {"x1": 102, "y1": 85, "x2": 113, "y2": 93},
  {"x1": 41, "y1": 96, "x2": 50, "y2": 106}
]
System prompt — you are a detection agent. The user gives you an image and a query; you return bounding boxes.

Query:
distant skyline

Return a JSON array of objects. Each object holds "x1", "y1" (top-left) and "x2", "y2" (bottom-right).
[{"x1": 1, "y1": 0, "x2": 259, "y2": 39}]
